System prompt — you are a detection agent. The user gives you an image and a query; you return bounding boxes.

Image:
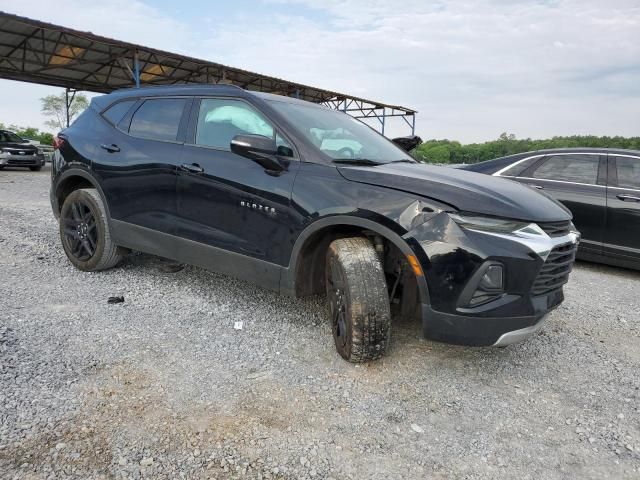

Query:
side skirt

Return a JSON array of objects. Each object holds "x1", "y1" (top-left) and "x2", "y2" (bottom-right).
[{"x1": 111, "y1": 220, "x2": 284, "y2": 292}]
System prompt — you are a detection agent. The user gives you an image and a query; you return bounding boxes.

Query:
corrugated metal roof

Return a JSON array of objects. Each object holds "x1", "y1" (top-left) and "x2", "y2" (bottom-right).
[{"x1": 0, "y1": 11, "x2": 416, "y2": 115}]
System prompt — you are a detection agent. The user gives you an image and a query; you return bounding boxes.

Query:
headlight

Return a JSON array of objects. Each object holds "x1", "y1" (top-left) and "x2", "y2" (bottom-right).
[{"x1": 449, "y1": 212, "x2": 546, "y2": 237}]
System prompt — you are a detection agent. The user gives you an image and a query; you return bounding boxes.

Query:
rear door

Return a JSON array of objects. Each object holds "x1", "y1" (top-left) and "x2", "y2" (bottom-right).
[
  {"x1": 604, "y1": 154, "x2": 640, "y2": 266},
  {"x1": 92, "y1": 97, "x2": 190, "y2": 235},
  {"x1": 516, "y1": 153, "x2": 606, "y2": 256}
]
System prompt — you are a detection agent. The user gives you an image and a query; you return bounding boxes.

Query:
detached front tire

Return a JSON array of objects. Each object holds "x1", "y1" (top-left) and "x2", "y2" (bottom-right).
[
  {"x1": 59, "y1": 188, "x2": 122, "y2": 271},
  {"x1": 325, "y1": 237, "x2": 391, "y2": 362}
]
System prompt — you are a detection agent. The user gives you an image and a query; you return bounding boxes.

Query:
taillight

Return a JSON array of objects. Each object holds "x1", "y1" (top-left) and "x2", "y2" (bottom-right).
[{"x1": 53, "y1": 136, "x2": 65, "y2": 150}]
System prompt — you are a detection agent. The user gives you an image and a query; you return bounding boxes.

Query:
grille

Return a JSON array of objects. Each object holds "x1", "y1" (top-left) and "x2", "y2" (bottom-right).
[
  {"x1": 7, "y1": 158, "x2": 36, "y2": 165},
  {"x1": 531, "y1": 242, "x2": 577, "y2": 296},
  {"x1": 539, "y1": 220, "x2": 572, "y2": 237}
]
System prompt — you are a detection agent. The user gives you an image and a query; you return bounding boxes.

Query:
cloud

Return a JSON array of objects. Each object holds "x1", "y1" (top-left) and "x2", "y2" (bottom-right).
[{"x1": 0, "y1": 0, "x2": 638, "y2": 141}]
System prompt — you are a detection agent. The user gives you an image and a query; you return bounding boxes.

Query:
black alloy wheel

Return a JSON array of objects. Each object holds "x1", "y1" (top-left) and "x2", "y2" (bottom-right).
[
  {"x1": 327, "y1": 256, "x2": 349, "y2": 352},
  {"x1": 62, "y1": 200, "x2": 98, "y2": 261}
]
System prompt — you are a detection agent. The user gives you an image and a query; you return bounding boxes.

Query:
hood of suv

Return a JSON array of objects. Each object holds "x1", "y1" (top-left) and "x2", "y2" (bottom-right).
[
  {"x1": 338, "y1": 162, "x2": 571, "y2": 223},
  {"x1": 1, "y1": 142, "x2": 38, "y2": 152}
]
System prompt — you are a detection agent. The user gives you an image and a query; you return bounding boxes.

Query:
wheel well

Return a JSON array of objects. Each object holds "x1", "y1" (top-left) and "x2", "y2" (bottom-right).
[
  {"x1": 293, "y1": 225, "x2": 421, "y2": 321},
  {"x1": 55, "y1": 176, "x2": 93, "y2": 214}
]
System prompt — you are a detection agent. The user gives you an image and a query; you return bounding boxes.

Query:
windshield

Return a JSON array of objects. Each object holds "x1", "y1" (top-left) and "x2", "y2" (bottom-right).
[
  {"x1": 267, "y1": 100, "x2": 414, "y2": 163},
  {"x1": 0, "y1": 130, "x2": 26, "y2": 143}
]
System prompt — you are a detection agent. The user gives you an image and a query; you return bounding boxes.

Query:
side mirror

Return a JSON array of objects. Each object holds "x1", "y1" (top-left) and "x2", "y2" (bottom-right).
[
  {"x1": 392, "y1": 135, "x2": 422, "y2": 152},
  {"x1": 230, "y1": 134, "x2": 283, "y2": 172}
]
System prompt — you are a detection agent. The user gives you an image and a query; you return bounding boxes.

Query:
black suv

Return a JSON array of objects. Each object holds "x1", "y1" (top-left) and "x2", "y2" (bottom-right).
[
  {"x1": 50, "y1": 85, "x2": 579, "y2": 362},
  {"x1": 0, "y1": 130, "x2": 45, "y2": 170}
]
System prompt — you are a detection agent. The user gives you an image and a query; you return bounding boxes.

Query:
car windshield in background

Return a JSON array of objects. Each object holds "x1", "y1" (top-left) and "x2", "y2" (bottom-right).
[
  {"x1": 0, "y1": 130, "x2": 26, "y2": 143},
  {"x1": 267, "y1": 100, "x2": 414, "y2": 164}
]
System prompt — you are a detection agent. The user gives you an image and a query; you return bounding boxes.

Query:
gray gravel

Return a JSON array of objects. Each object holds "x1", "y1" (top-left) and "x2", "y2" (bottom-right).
[{"x1": 1, "y1": 165, "x2": 639, "y2": 479}]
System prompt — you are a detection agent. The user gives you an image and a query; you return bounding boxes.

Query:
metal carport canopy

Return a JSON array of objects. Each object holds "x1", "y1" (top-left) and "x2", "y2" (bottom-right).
[{"x1": 0, "y1": 11, "x2": 417, "y2": 135}]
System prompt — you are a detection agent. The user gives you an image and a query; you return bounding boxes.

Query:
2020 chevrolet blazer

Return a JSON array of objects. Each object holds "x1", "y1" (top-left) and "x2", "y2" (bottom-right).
[{"x1": 50, "y1": 85, "x2": 579, "y2": 362}]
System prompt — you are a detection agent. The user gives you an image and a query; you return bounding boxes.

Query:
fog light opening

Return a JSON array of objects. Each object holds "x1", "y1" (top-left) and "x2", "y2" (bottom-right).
[
  {"x1": 468, "y1": 263, "x2": 504, "y2": 307},
  {"x1": 479, "y1": 264, "x2": 503, "y2": 292}
]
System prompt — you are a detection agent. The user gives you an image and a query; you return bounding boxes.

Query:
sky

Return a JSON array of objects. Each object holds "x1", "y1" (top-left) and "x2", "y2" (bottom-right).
[{"x1": 0, "y1": 0, "x2": 638, "y2": 142}]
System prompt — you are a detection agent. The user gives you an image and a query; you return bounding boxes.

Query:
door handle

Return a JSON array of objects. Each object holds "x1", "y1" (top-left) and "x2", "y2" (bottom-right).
[
  {"x1": 617, "y1": 194, "x2": 640, "y2": 202},
  {"x1": 530, "y1": 184, "x2": 544, "y2": 190},
  {"x1": 100, "y1": 144, "x2": 120, "y2": 153},
  {"x1": 179, "y1": 163, "x2": 204, "y2": 174}
]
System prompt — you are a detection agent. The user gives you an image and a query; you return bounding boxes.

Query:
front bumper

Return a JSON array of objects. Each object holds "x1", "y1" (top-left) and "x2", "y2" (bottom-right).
[
  {"x1": 0, "y1": 153, "x2": 45, "y2": 167},
  {"x1": 405, "y1": 212, "x2": 578, "y2": 347}
]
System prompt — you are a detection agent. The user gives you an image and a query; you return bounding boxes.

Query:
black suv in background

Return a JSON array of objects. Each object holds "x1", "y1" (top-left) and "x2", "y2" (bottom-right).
[
  {"x1": 50, "y1": 85, "x2": 579, "y2": 362},
  {"x1": 461, "y1": 149, "x2": 640, "y2": 270},
  {"x1": 0, "y1": 130, "x2": 45, "y2": 171}
]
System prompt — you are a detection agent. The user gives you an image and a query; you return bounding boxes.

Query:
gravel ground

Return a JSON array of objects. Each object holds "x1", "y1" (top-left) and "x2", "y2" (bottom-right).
[{"x1": 1, "y1": 165, "x2": 639, "y2": 480}]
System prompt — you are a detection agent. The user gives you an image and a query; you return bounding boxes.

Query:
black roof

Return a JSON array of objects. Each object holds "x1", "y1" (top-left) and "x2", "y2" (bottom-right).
[{"x1": 92, "y1": 84, "x2": 332, "y2": 110}]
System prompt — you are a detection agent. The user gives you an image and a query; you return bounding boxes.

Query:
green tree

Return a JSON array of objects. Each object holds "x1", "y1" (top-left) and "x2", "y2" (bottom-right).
[{"x1": 40, "y1": 92, "x2": 89, "y2": 131}]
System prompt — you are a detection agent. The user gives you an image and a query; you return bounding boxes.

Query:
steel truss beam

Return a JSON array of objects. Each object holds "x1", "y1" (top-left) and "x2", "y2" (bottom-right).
[{"x1": 0, "y1": 12, "x2": 417, "y2": 135}]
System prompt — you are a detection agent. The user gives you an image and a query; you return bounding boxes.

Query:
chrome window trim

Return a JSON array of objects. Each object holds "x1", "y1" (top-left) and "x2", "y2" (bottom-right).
[
  {"x1": 609, "y1": 185, "x2": 640, "y2": 193},
  {"x1": 611, "y1": 154, "x2": 640, "y2": 160},
  {"x1": 516, "y1": 176, "x2": 605, "y2": 188}
]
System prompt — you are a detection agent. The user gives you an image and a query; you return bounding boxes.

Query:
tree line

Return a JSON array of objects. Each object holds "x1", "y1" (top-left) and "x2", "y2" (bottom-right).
[
  {"x1": 0, "y1": 122, "x2": 54, "y2": 145},
  {"x1": 412, "y1": 133, "x2": 640, "y2": 164}
]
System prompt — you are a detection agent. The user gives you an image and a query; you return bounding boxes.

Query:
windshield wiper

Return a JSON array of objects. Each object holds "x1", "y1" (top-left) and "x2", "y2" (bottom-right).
[
  {"x1": 389, "y1": 159, "x2": 416, "y2": 164},
  {"x1": 332, "y1": 158, "x2": 385, "y2": 166}
]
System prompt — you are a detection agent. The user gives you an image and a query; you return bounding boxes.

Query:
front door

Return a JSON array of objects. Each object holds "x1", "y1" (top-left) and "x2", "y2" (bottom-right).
[
  {"x1": 516, "y1": 153, "x2": 607, "y2": 257},
  {"x1": 604, "y1": 154, "x2": 640, "y2": 265},
  {"x1": 176, "y1": 97, "x2": 299, "y2": 266}
]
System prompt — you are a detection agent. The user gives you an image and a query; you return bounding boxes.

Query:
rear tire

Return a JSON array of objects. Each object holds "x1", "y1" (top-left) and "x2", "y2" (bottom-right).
[
  {"x1": 325, "y1": 237, "x2": 391, "y2": 362},
  {"x1": 29, "y1": 166, "x2": 42, "y2": 171},
  {"x1": 59, "y1": 188, "x2": 122, "y2": 271}
]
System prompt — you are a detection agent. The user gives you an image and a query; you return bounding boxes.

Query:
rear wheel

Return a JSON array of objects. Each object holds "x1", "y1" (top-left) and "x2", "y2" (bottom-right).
[
  {"x1": 59, "y1": 188, "x2": 122, "y2": 271},
  {"x1": 29, "y1": 166, "x2": 42, "y2": 171},
  {"x1": 325, "y1": 237, "x2": 391, "y2": 362}
]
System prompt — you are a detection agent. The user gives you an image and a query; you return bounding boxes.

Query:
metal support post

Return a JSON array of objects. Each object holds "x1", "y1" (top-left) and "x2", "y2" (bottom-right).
[
  {"x1": 133, "y1": 50, "x2": 140, "y2": 88},
  {"x1": 65, "y1": 87, "x2": 77, "y2": 127}
]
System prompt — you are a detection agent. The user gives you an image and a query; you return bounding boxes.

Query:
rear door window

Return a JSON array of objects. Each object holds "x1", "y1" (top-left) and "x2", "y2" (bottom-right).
[
  {"x1": 102, "y1": 100, "x2": 136, "y2": 125},
  {"x1": 615, "y1": 156, "x2": 640, "y2": 189},
  {"x1": 129, "y1": 98, "x2": 187, "y2": 142},
  {"x1": 531, "y1": 154, "x2": 600, "y2": 185},
  {"x1": 499, "y1": 156, "x2": 543, "y2": 177}
]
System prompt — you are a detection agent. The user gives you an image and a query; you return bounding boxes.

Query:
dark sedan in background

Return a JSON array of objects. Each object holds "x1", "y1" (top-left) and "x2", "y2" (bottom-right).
[
  {"x1": 460, "y1": 148, "x2": 640, "y2": 270},
  {"x1": 0, "y1": 130, "x2": 46, "y2": 171}
]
